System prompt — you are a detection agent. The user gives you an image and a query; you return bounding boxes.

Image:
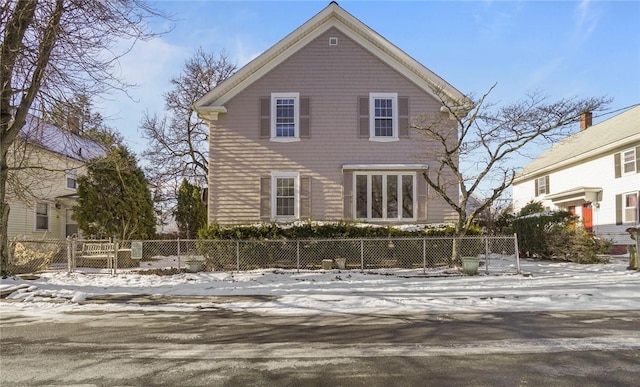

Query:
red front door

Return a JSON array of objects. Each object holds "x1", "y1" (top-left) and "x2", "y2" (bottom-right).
[{"x1": 582, "y1": 203, "x2": 593, "y2": 233}]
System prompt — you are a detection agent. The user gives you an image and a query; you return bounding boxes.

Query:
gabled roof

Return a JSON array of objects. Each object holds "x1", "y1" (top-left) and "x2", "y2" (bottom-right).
[
  {"x1": 18, "y1": 114, "x2": 106, "y2": 161},
  {"x1": 194, "y1": 2, "x2": 470, "y2": 119},
  {"x1": 515, "y1": 105, "x2": 640, "y2": 181}
]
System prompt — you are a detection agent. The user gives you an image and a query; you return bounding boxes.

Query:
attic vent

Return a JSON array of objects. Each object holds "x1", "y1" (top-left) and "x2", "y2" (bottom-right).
[{"x1": 329, "y1": 37, "x2": 338, "y2": 46}]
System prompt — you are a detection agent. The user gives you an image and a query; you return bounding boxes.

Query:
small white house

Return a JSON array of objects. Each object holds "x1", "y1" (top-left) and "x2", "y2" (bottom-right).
[
  {"x1": 512, "y1": 105, "x2": 640, "y2": 251},
  {"x1": 7, "y1": 114, "x2": 105, "y2": 240}
]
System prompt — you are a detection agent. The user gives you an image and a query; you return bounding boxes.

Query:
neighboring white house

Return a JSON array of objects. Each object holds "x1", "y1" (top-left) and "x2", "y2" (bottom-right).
[
  {"x1": 6, "y1": 114, "x2": 105, "y2": 239},
  {"x1": 512, "y1": 106, "x2": 640, "y2": 250}
]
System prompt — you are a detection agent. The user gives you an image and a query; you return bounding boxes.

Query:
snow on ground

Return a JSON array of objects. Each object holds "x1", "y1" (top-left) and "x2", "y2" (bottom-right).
[{"x1": 1, "y1": 256, "x2": 639, "y2": 318}]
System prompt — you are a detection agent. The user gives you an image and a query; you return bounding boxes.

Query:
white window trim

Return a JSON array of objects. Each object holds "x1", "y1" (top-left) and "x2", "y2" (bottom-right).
[
  {"x1": 66, "y1": 169, "x2": 77, "y2": 190},
  {"x1": 34, "y1": 202, "x2": 50, "y2": 232},
  {"x1": 65, "y1": 209, "x2": 78, "y2": 237},
  {"x1": 623, "y1": 191, "x2": 638, "y2": 223},
  {"x1": 622, "y1": 148, "x2": 636, "y2": 175},
  {"x1": 270, "y1": 92, "x2": 300, "y2": 142},
  {"x1": 343, "y1": 164, "x2": 428, "y2": 171},
  {"x1": 353, "y1": 172, "x2": 417, "y2": 221},
  {"x1": 536, "y1": 176, "x2": 547, "y2": 196},
  {"x1": 369, "y1": 92, "x2": 399, "y2": 142},
  {"x1": 271, "y1": 171, "x2": 300, "y2": 221}
]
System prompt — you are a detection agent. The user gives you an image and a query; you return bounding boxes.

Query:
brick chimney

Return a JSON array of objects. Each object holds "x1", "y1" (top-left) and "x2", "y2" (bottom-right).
[{"x1": 580, "y1": 111, "x2": 592, "y2": 130}]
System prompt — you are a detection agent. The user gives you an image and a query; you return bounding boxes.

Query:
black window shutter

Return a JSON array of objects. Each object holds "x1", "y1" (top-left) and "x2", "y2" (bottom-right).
[
  {"x1": 614, "y1": 152, "x2": 621, "y2": 178},
  {"x1": 260, "y1": 176, "x2": 271, "y2": 220},
  {"x1": 343, "y1": 171, "x2": 353, "y2": 218},
  {"x1": 358, "y1": 97, "x2": 369, "y2": 137},
  {"x1": 399, "y1": 97, "x2": 409, "y2": 137},
  {"x1": 615, "y1": 194, "x2": 622, "y2": 225},
  {"x1": 260, "y1": 97, "x2": 270, "y2": 138},
  {"x1": 300, "y1": 176, "x2": 311, "y2": 218},
  {"x1": 637, "y1": 191, "x2": 640, "y2": 222},
  {"x1": 299, "y1": 97, "x2": 310, "y2": 138},
  {"x1": 545, "y1": 176, "x2": 550, "y2": 194},
  {"x1": 417, "y1": 173, "x2": 427, "y2": 222}
]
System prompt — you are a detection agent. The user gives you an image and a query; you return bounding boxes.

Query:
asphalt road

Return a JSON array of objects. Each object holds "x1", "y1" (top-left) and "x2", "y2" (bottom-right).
[{"x1": 1, "y1": 307, "x2": 639, "y2": 386}]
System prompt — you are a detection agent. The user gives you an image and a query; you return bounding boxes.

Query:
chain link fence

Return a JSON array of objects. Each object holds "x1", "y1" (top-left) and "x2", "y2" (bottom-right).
[
  {"x1": 5, "y1": 235, "x2": 519, "y2": 276},
  {"x1": 6, "y1": 239, "x2": 69, "y2": 274}
]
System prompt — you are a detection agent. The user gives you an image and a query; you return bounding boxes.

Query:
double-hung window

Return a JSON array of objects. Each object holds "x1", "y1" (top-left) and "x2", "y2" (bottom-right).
[
  {"x1": 66, "y1": 209, "x2": 78, "y2": 237},
  {"x1": 271, "y1": 172, "x2": 299, "y2": 220},
  {"x1": 35, "y1": 202, "x2": 49, "y2": 231},
  {"x1": 271, "y1": 92, "x2": 299, "y2": 141},
  {"x1": 369, "y1": 93, "x2": 398, "y2": 141},
  {"x1": 536, "y1": 176, "x2": 549, "y2": 196},
  {"x1": 355, "y1": 172, "x2": 415, "y2": 221},
  {"x1": 622, "y1": 149, "x2": 636, "y2": 174},
  {"x1": 623, "y1": 192, "x2": 638, "y2": 223},
  {"x1": 66, "y1": 169, "x2": 77, "y2": 190}
]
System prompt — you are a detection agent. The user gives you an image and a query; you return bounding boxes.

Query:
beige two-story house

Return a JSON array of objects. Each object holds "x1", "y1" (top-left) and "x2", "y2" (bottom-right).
[
  {"x1": 195, "y1": 2, "x2": 469, "y2": 225},
  {"x1": 7, "y1": 114, "x2": 105, "y2": 239}
]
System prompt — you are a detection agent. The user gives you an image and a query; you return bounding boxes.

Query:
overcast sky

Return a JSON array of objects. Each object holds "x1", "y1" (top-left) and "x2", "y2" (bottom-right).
[{"x1": 97, "y1": 0, "x2": 640, "y2": 159}]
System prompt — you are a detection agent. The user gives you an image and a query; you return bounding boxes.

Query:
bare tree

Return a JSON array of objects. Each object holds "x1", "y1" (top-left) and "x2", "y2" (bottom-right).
[
  {"x1": 44, "y1": 93, "x2": 104, "y2": 134},
  {"x1": 475, "y1": 198, "x2": 514, "y2": 235},
  {"x1": 44, "y1": 92, "x2": 124, "y2": 147},
  {"x1": 0, "y1": 0, "x2": 166, "y2": 275},
  {"x1": 412, "y1": 85, "x2": 610, "y2": 241},
  {"x1": 140, "y1": 48, "x2": 236, "y2": 218}
]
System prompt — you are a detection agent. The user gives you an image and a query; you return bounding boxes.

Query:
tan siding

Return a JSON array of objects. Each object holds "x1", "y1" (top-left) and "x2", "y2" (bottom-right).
[{"x1": 209, "y1": 27, "x2": 457, "y2": 224}]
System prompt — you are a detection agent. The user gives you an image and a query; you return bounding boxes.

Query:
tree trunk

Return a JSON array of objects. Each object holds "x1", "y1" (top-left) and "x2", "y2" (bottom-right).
[
  {"x1": 0, "y1": 153, "x2": 10, "y2": 276},
  {"x1": 450, "y1": 237, "x2": 459, "y2": 267},
  {"x1": 450, "y1": 214, "x2": 467, "y2": 267},
  {"x1": 0, "y1": 0, "x2": 64, "y2": 276}
]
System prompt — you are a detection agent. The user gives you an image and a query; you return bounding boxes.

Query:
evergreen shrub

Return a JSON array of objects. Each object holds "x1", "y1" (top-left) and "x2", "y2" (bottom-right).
[
  {"x1": 198, "y1": 220, "x2": 481, "y2": 240},
  {"x1": 197, "y1": 221, "x2": 483, "y2": 270},
  {"x1": 513, "y1": 211, "x2": 612, "y2": 262}
]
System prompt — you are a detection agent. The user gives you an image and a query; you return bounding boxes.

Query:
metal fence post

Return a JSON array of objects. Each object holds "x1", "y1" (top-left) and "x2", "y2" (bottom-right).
[
  {"x1": 360, "y1": 239, "x2": 364, "y2": 271},
  {"x1": 236, "y1": 240, "x2": 240, "y2": 272},
  {"x1": 177, "y1": 238, "x2": 181, "y2": 270},
  {"x1": 66, "y1": 237, "x2": 72, "y2": 273},
  {"x1": 72, "y1": 238, "x2": 78, "y2": 272},
  {"x1": 296, "y1": 240, "x2": 300, "y2": 272},
  {"x1": 112, "y1": 241, "x2": 118, "y2": 276},
  {"x1": 484, "y1": 237, "x2": 489, "y2": 274},
  {"x1": 514, "y1": 233, "x2": 521, "y2": 274},
  {"x1": 423, "y1": 238, "x2": 426, "y2": 274}
]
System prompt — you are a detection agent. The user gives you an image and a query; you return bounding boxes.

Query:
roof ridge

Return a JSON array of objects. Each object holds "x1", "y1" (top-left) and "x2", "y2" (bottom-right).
[
  {"x1": 516, "y1": 105, "x2": 640, "y2": 179},
  {"x1": 195, "y1": 2, "x2": 469, "y2": 113}
]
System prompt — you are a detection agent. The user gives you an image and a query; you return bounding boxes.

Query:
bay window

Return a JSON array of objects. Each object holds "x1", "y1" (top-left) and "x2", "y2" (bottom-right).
[{"x1": 354, "y1": 172, "x2": 415, "y2": 221}]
